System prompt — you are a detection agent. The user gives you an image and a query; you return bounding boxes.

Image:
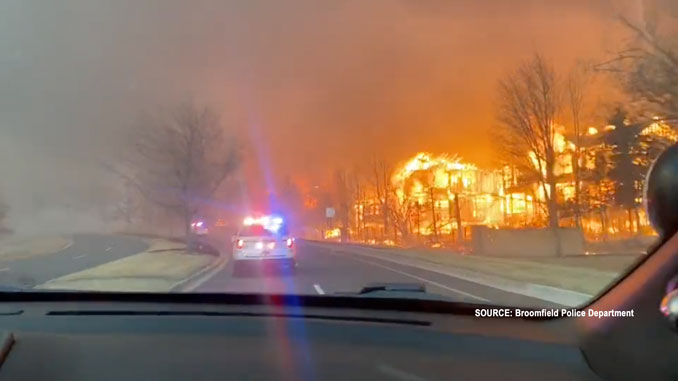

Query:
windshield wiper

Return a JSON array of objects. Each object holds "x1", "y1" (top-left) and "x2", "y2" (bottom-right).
[
  {"x1": 334, "y1": 282, "x2": 429, "y2": 297},
  {"x1": 335, "y1": 282, "x2": 470, "y2": 303},
  {"x1": 356, "y1": 283, "x2": 426, "y2": 295}
]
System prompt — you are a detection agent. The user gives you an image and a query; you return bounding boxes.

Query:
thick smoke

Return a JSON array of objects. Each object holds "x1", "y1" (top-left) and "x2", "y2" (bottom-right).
[{"x1": 0, "y1": 0, "x2": 650, "y2": 236}]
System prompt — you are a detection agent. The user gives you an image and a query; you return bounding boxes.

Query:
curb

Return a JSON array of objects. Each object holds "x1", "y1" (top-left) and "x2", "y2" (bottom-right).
[
  {"x1": 308, "y1": 242, "x2": 593, "y2": 307},
  {"x1": 170, "y1": 254, "x2": 229, "y2": 292}
]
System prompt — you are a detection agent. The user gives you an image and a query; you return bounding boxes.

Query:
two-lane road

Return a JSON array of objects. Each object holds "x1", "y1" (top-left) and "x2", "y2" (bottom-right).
[
  {"x1": 1, "y1": 234, "x2": 569, "y2": 308},
  {"x1": 193, "y1": 241, "x2": 564, "y2": 308},
  {"x1": 0, "y1": 234, "x2": 148, "y2": 288}
]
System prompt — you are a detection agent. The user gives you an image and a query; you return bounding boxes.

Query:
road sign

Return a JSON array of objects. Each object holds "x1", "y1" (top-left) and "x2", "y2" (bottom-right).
[{"x1": 325, "y1": 207, "x2": 335, "y2": 218}]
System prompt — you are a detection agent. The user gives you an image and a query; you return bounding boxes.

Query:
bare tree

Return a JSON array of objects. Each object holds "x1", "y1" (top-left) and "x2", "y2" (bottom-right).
[
  {"x1": 496, "y1": 54, "x2": 562, "y2": 230},
  {"x1": 370, "y1": 158, "x2": 392, "y2": 241},
  {"x1": 595, "y1": 17, "x2": 678, "y2": 123},
  {"x1": 496, "y1": 54, "x2": 563, "y2": 254},
  {"x1": 351, "y1": 171, "x2": 367, "y2": 241},
  {"x1": 388, "y1": 188, "x2": 416, "y2": 245},
  {"x1": 333, "y1": 169, "x2": 353, "y2": 242},
  {"x1": 117, "y1": 103, "x2": 240, "y2": 240},
  {"x1": 566, "y1": 65, "x2": 590, "y2": 228},
  {"x1": 621, "y1": 17, "x2": 678, "y2": 122},
  {"x1": 581, "y1": 148, "x2": 614, "y2": 240}
]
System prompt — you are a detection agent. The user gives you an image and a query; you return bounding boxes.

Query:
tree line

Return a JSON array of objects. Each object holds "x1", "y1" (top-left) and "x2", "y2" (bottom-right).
[
  {"x1": 324, "y1": 16, "x2": 678, "y2": 246},
  {"x1": 496, "y1": 16, "x2": 677, "y2": 238}
]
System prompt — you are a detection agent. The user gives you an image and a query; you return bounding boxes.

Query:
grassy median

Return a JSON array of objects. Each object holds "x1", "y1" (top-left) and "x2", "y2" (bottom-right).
[{"x1": 37, "y1": 238, "x2": 219, "y2": 292}]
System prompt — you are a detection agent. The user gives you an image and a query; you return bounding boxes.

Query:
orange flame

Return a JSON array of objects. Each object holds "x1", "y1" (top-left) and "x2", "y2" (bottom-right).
[{"x1": 392, "y1": 152, "x2": 477, "y2": 190}]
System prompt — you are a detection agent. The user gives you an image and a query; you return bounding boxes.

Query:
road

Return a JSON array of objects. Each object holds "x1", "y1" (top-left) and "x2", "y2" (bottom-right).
[
  {"x1": 0, "y1": 234, "x2": 566, "y2": 307},
  {"x1": 193, "y1": 241, "x2": 564, "y2": 308},
  {"x1": 0, "y1": 234, "x2": 148, "y2": 289}
]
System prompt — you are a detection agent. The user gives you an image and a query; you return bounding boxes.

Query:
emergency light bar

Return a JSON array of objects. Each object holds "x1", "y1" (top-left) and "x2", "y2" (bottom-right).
[{"x1": 243, "y1": 215, "x2": 284, "y2": 232}]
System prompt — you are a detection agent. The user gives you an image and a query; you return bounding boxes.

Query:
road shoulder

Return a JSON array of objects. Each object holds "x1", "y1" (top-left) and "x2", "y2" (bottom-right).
[{"x1": 307, "y1": 241, "x2": 608, "y2": 306}]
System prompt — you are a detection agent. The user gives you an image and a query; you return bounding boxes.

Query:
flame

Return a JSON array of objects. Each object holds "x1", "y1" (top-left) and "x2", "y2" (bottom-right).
[
  {"x1": 386, "y1": 152, "x2": 505, "y2": 232},
  {"x1": 528, "y1": 127, "x2": 576, "y2": 178},
  {"x1": 641, "y1": 121, "x2": 678, "y2": 142},
  {"x1": 392, "y1": 152, "x2": 477, "y2": 192},
  {"x1": 324, "y1": 228, "x2": 341, "y2": 239},
  {"x1": 353, "y1": 118, "x2": 669, "y2": 240}
]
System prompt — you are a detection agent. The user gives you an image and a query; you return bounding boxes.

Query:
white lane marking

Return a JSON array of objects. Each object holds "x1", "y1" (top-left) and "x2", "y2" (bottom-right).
[
  {"x1": 105, "y1": 247, "x2": 112, "y2": 252},
  {"x1": 59, "y1": 241, "x2": 74, "y2": 252},
  {"x1": 0, "y1": 268, "x2": 10, "y2": 272},
  {"x1": 313, "y1": 284, "x2": 325, "y2": 295},
  {"x1": 351, "y1": 256, "x2": 490, "y2": 302},
  {"x1": 376, "y1": 364, "x2": 428, "y2": 381},
  {"x1": 73, "y1": 254, "x2": 87, "y2": 259}
]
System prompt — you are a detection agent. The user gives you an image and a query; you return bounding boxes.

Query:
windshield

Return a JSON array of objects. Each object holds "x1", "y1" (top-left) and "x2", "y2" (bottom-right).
[{"x1": 1, "y1": 1, "x2": 677, "y2": 308}]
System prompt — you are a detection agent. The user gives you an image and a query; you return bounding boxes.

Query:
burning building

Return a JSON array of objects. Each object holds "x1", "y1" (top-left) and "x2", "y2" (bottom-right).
[
  {"x1": 354, "y1": 152, "x2": 506, "y2": 245},
  {"x1": 349, "y1": 118, "x2": 675, "y2": 246}
]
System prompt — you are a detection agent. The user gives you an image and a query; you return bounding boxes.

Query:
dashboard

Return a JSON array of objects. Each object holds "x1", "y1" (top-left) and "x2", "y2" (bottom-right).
[{"x1": 0, "y1": 300, "x2": 598, "y2": 381}]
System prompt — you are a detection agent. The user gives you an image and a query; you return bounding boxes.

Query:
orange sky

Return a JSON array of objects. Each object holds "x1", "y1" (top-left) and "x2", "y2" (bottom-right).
[
  {"x1": 4, "y1": 0, "x2": 676, "y2": 212},
  {"x1": 206, "y1": 0, "x2": 639, "y2": 193}
]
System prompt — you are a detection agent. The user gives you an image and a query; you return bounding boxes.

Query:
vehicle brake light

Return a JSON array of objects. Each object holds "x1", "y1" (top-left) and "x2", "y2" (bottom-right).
[
  {"x1": 236, "y1": 239, "x2": 244, "y2": 249},
  {"x1": 286, "y1": 238, "x2": 294, "y2": 248}
]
